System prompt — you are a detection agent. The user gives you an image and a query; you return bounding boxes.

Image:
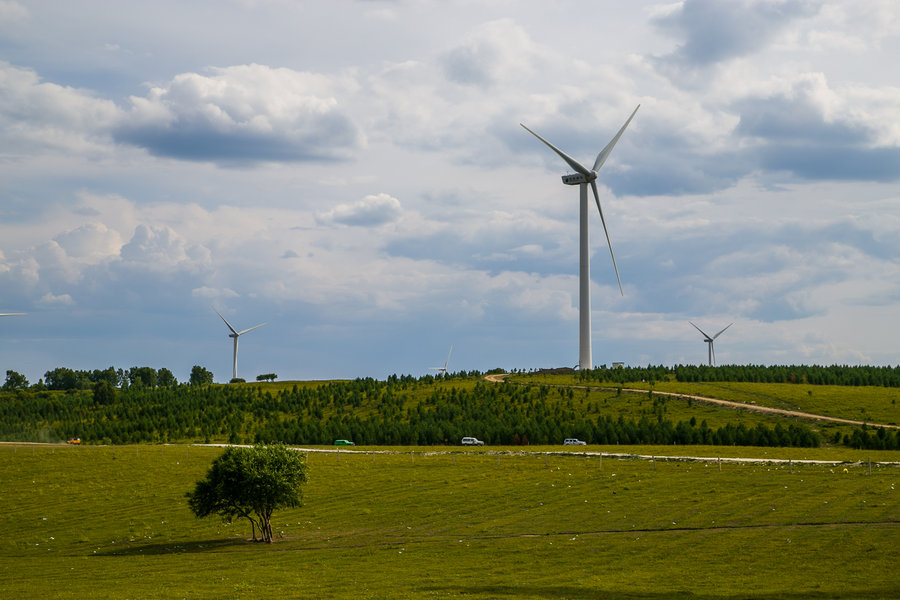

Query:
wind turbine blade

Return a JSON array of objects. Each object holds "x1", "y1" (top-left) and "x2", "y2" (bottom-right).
[
  {"x1": 0, "y1": 313, "x2": 26, "y2": 316},
  {"x1": 711, "y1": 341, "x2": 716, "y2": 366},
  {"x1": 689, "y1": 321, "x2": 711, "y2": 339},
  {"x1": 237, "y1": 323, "x2": 266, "y2": 336},
  {"x1": 214, "y1": 309, "x2": 238, "y2": 335},
  {"x1": 590, "y1": 181, "x2": 623, "y2": 295},
  {"x1": 712, "y1": 322, "x2": 733, "y2": 340},
  {"x1": 591, "y1": 105, "x2": 640, "y2": 173},
  {"x1": 520, "y1": 123, "x2": 591, "y2": 177},
  {"x1": 444, "y1": 345, "x2": 453, "y2": 370}
]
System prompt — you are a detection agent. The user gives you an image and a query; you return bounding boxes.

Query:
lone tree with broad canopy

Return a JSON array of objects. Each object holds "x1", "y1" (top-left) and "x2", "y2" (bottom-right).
[{"x1": 187, "y1": 445, "x2": 308, "y2": 543}]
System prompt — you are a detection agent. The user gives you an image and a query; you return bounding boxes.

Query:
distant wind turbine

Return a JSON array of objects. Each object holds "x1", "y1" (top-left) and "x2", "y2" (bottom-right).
[
  {"x1": 521, "y1": 105, "x2": 639, "y2": 370},
  {"x1": 690, "y1": 321, "x2": 733, "y2": 366},
  {"x1": 214, "y1": 309, "x2": 266, "y2": 381},
  {"x1": 429, "y1": 345, "x2": 453, "y2": 374}
]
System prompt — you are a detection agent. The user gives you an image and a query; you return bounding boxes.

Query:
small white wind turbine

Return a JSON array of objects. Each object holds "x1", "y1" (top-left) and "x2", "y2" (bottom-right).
[
  {"x1": 214, "y1": 309, "x2": 266, "y2": 381},
  {"x1": 690, "y1": 321, "x2": 733, "y2": 367},
  {"x1": 429, "y1": 345, "x2": 453, "y2": 374},
  {"x1": 521, "y1": 105, "x2": 639, "y2": 371}
]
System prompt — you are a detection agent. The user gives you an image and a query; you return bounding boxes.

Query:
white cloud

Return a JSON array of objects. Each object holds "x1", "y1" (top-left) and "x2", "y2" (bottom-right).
[
  {"x1": 30, "y1": 241, "x2": 79, "y2": 284},
  {"x1": 120, "y1": 224, "x2": 210, "y2": 270},
  {"x1": 53, "y1": 223, "x2": 122, "y2": 262},
  {"x1": 315, "y1": 193, "x2": 403, "y2": 227},
  {"x1": 0, "y1": 0, "x2": 28, "y2": 23},
  {"x1": 114, "y1": 64, "x2": 364, "y2": 163},
  {"x1": 651, "y1": 0, "x2": 821, "y2": 69},
  {"x1": 0, "y1": 62, "x2": 119, "y2": 156},
  {"x1": 440, "y1": 19, "x2": 541, "y2": 87},
  {"x1": 192, "y1": 286, "x2": 239, "y2": 299},
  {"x1": 38, "y1": 292, "x2": 73, "y2": 306},
  {"x1": 810, "y1": 1, "x2": 900, "y2": 52}
]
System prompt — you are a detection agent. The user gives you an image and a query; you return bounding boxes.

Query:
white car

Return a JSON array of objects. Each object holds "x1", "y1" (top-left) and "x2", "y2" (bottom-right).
[
  {"x1": 461, "y1": 436, "x2": 484, "y2": 446},
  {"x1": 563, "y1": 438, "x2": 586, "y2": 445}
]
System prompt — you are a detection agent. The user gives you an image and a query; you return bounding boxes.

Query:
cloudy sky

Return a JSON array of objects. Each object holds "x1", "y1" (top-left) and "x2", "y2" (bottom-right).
[{"x1": 1, "y1": 0, "x2": 899, "y2": 384}]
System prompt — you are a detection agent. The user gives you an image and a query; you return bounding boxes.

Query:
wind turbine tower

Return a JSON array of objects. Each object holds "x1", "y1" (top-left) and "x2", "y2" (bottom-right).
[
  {"x1": 522, "y1": 105, "x2": 639, "y2": 370},
  {"x1": 214, "y1": 309, "x2": 266, "y2": 381},
  {"x1": 690, "y1": 321, "x2": 733, "y2": 366}
]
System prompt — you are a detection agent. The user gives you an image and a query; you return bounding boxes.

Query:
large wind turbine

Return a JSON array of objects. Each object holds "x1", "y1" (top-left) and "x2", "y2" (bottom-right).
[
  {"x1": 521, "y1": 105, "x2": 639, "y2": 370},
  {"x1": 429, "y1": 345, "x2": 453, "y2": 374},
  {"x1": 690, "y1": 321, "x2": 733, "y2": 366},
  {"x1": 214, "y1": 309, "x2": 266, "y2": 381}
]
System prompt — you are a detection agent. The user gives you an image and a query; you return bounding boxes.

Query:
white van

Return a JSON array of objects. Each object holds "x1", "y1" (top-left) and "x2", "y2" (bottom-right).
[
  {"x1": 563, "y1": 438, "x2": 586, "y2": 445},
  {"x1": 461, "y1": 436, "x2": 484, "y2": 446}
]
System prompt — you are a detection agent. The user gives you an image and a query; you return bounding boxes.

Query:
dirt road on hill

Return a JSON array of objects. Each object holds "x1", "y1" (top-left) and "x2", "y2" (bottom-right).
[{"x1": 483, "y1": 373, "x2": 899, "y2": 430}]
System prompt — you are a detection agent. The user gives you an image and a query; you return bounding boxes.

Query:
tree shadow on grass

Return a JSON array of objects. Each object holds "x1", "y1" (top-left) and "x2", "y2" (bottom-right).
[
  {"x1": 422, "y1": 585, "x2": 900, "y2": 600},
  {"x1": 94, "y1": 538, "x2": 252, "y2": 557}
]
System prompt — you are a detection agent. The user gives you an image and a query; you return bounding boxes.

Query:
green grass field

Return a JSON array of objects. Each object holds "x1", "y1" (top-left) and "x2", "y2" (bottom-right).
[
  {"x1": 622, "y1": 381, "x2": 899, "y2": 426},
  {"x1": 1, "y1": 443, "x2": 898, "y2": 599},
  {"x1": 511, "y1": 374, "x2": 900, "y2": 429}
]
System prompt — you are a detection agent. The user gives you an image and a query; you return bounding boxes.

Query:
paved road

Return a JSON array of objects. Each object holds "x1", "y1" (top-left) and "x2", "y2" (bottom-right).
[
  {"x1": 7, "y1": 441, "x2": 894, "y2": 466},
  {"x1": 268, "y1": 445, "x2": 900, "y2": 467}
]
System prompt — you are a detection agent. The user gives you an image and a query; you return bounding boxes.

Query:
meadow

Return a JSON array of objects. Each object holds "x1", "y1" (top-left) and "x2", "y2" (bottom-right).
[
  {"x1": 618, "y1": 381, "x2": 898, "y2": 426},
  {"x1": 513, "y1": 374, "x2": 900, "y2": 427},
  {"x1": 1, "y1": 443, "x2": 898, "y2": 599}
]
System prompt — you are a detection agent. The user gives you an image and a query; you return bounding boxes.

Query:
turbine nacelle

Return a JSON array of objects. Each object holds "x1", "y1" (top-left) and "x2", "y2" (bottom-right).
[{"x1": 562, "y1": 173, "x2": 595, "y2": 185}]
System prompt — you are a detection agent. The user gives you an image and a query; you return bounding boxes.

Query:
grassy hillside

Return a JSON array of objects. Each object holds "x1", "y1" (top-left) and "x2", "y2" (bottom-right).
[
  {"x1": 1, "y1": 443, "x2": 897, "y2": 599},
  {"x1": 518, "y1": 374, "x2": 900, "y2": 426},
  {"x1": 1, "y1": 373, "x2": 898, "y2": 449}
]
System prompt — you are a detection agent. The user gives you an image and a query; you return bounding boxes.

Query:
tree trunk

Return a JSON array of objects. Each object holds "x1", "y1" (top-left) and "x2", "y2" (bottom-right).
[
  {"x1": 261, "y1": 511, "x2": 273, "y2": 543},
  {"x1": 243, "y1": 514, "x2": 261, "y2": 542},
  {"x1": 262, "y1": 519, "x2": 271, "y2": 543}
]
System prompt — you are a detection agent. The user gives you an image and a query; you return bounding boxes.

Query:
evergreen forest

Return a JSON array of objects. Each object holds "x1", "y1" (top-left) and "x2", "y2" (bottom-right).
[{"x1": 2, "y1": 364, "x2": 898, "y2": 450}]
